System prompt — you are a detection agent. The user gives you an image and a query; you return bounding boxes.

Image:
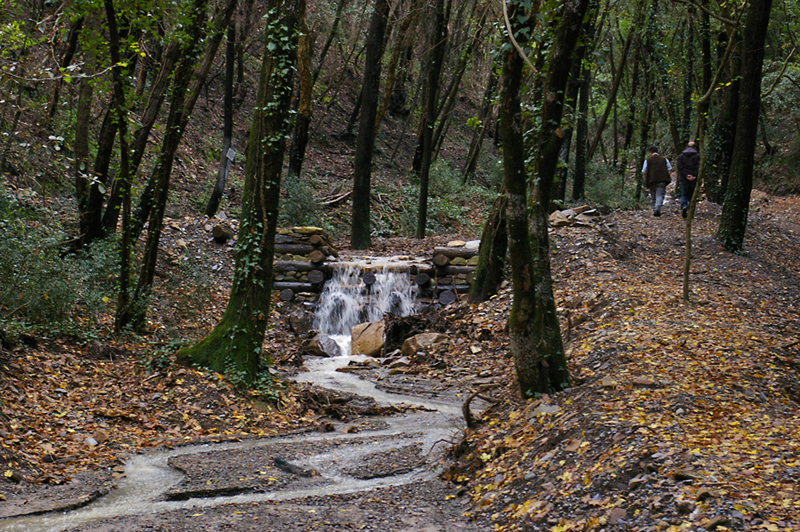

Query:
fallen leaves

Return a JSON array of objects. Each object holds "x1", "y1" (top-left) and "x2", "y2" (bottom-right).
[{"x1": 447, "y1": 197, "x2": 800, "y2": 531}]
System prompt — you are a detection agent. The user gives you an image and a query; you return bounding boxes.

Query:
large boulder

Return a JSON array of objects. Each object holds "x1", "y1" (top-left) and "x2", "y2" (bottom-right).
[
  {"x1": 401, "y1": 333, "x2": 451, "y2": 358},
  {"x1": 303, "y1": 332, "x2": 341, "y2": 357},
  {"x1": 351, "y1": 321, "x2": 385, "y2": 357}
]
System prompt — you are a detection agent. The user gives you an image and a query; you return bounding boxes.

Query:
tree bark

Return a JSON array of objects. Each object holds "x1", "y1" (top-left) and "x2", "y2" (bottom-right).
[
  {"x1": 179, "y1": 0, "x2": 302, "y2": 382},
  {"x1": 416, "y1": 0, "x2": 448, "y2": 239},
  {"x1": 718, "y1": 0, "x2": 773, "y2": 253},
  {"x1": 501, "y1": 0, "x2": 587, "y2": 398},
  {"x1": 104, "y1": 0, "x2": 133, "y2": 332},
  {"x1": 74, "y1": 14, "x2": 103, "y2": 248},
  {"x1": 206, "y1": 21, "x2": 236, "y2": 217},
  {"x1": 468, "y1": 190, "x2": 507, "y2": 303},
  {"x1": 288, "y1": 14, "x2": 313, "y2": 179},
  {"x1": 350, "y1": 0, "x2": 390, "y2": 249},
  {"x1": 125, "y1": 0, "x2": 210, "y2": 331}
]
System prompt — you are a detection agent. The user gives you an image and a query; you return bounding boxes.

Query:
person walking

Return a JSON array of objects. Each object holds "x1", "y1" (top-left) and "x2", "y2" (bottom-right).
[
  {"x1": 641, "y1": 145, "x2": 672, "y2": 217},
  {"x1": 676, "y1": 141, "x2": 700, "y2": 219}
]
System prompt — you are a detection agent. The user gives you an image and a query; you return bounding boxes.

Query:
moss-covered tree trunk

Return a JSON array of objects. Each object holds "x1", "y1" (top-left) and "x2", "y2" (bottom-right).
[
  {"x1": 468, "y1": 189, "x2": 507, "y2": 304},
  {"x1": 178, "y1": 0, "x2": 302, "y2": 382},
  {"x1": 530, "y1": 0, "x2": 588, "y2": 391},
  {"x1": 501, "y1": 0, "x2": 587, "y2": 398},
  {"x1": 500, "y1": 23, "x2": 549, "y2": 396}
]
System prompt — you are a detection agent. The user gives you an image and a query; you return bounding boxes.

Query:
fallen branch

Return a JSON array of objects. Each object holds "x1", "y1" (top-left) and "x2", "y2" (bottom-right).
[{"x1": 462, "y1": 383, "x2": 499, "y2": 428}]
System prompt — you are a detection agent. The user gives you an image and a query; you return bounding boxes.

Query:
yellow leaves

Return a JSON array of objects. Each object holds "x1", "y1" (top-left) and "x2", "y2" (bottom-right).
[{"x1": 4, "y1": 470, "x2": 13, "y2": 478}]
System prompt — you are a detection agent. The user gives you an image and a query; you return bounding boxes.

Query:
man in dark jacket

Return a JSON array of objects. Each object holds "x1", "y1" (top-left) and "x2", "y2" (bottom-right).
[
  {"x1": 676, "y1": 141, "x2": 700, "y2": 219},
  {"x1": 641, "y1": 145, "x2": 672, "y2": 217}
]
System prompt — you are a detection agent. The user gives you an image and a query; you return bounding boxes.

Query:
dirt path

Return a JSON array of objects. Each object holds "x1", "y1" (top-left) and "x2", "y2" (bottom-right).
[{"x1": 1, "y1": 355, "x2": 487, "y2": 532}]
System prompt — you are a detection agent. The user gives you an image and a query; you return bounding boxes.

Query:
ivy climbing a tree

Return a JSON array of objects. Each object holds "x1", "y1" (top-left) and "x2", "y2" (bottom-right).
[{"x1": 178, "y1": 0, "x2": 304, "y2": 383}]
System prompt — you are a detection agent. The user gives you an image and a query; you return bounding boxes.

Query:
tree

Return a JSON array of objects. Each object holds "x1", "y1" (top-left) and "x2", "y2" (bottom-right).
[
  {"x1": 206, "y1": 20, "x2": 236, "y2": 217},
  {"x1": 500, "y1": 0, "x2": 588, "y2": 397},
  {"x1": 718, "y1": 0, "x2": 773, "y2": 253},
  {"x1": 178, "y1": 0, "x2": 303, "y2": 382},
  {"x1": 351, "y1": 0, "x2": 390, "y2": 249},
  {"x1": 117, "y1": 0, "x2": 211, "y2": 331},
  {"x1": 416, "y1": 0, "x2": 449, "y2": 239}
]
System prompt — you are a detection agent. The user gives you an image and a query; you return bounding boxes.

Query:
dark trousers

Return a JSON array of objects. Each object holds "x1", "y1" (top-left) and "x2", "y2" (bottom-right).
[{"x1": 680, "y1": 179, "x2": 696, "y2": 211}]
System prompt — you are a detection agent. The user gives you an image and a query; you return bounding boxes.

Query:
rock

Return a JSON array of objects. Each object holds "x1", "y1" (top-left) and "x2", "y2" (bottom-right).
[
  {"x1": 702, "y1": 516, "x2": 730, "y2": 530},
  {"x1": 608, "y1": 507, "x2": 627, "y2": 524},
  {"x1": 465, "y1": 240, "x2": 480, "y2": 250},
  {"x1": 303, "y1": 333, "x2": 341, "y2": 357},
  {"x1": 351, "y1": 321, "x2": 385, "y2": 357},
  {"x1": 447, "y1": 240, "x2": 466, "y2": 247},
  {"x1": 696, "y1": 487, "x2": 713, "y2": 501},
  {"x1": 175, "y1": 239, "x2": 188, "y2": 250},
  {"x1": 676, "y1": 499, "x2": 695, "y2": 514},
  {"x1": 387, "y1": 357, "x2": 411, "y2": 369},
  {"x1": 92, "y1": 430, "x2": 109, "y2": 444},
  {"x1": 287, "y1": 310, "x2": 314, "y2": 335},
  {"x1": 601, "y1": 376, "x2": 617, "y2": 388},
  {"x1": 628, "y1": 475, "x2": 647, "y2": 489},
  {"x1": 401, "y1": 333, "x2": 451, "y2": 358},
  {"x1": 212, "y1": 224, "x2": 232, "y2": 243},
  {"x1": 84, "y1": 437, "x2": 98, "y2": 447}
]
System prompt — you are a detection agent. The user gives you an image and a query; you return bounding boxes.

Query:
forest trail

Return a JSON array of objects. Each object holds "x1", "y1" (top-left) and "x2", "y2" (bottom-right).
[
  {"x1": 1, "y1": 349, "x2": 485, "y2": 531},
  {"x1": 2, "y1": 191, "x2": 800, "y2": 531}
]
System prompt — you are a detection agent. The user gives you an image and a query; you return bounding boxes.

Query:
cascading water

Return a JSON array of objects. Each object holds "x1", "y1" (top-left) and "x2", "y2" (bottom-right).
[{"x1": 312, "y1": 263, "x2": 419, "y2": 356}]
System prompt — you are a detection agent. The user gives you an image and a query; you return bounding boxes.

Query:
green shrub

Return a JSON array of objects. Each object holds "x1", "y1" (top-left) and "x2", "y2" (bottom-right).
[
  {"x1": 0, "y1": 186, "x2": 118, "y2": 333},
  {"x1": 280, "y1": 172, "x2": 321, "y2": 227},
  {"x1": 583, "y1": 161, "x2": 641, "y2": 210}
]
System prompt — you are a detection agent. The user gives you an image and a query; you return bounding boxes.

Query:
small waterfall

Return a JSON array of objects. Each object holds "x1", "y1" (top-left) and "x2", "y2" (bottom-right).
[{"x1": 313, "y1": 264, "x2": 419, "y2": 352}]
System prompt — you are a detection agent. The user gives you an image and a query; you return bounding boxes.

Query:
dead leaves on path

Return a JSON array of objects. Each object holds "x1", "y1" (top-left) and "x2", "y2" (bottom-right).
[
  {"x1": 0, "y1": 340, "x2": 312, "y2": 487},
  {"x1": 447, "y1": 199, "x2": 800, "y2": 531}
]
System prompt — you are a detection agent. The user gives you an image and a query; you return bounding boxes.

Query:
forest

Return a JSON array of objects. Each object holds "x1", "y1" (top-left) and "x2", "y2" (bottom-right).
[{"x1": 0, "y1": 0, "x2": 799, "y2": 531}]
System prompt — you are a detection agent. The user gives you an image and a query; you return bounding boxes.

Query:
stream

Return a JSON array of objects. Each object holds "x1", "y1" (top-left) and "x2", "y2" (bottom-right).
[{"x1": 1, "y1": 270, "x2": 477, "y2": 532}]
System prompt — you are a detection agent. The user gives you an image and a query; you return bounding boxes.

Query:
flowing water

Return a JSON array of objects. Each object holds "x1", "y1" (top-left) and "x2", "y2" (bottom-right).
[
  {"x1": 0, "y1": 263, "x2": 467, "y2": 532},
  {"x1": 313, "y1": 262, "x2": 419, "y2": 356}
]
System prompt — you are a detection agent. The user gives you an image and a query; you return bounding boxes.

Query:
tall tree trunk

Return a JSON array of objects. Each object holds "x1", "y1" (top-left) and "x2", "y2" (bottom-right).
[
  {"x1": 500, "y1": 12, "x2": 548, "y2": 395},
  {"x1": 586, "y1": 22, "x2": 634, "y2": 161},
  {"x1": 532, "y1": 0, "x2": 588, "y2": 390},
  {"x1": 102, "y1": 40, "x2": 181, "y2": 233},
  {"x1": 75, "y1": 14, "x2": 103, "y2": 248},
  {"x1": 179, "y1": 0, "x2": 302, "y2": 382},
  {"x1": 105, "y1": 0, "x2": 133, "y2": 332},
  {"x1": 313, "y1": 0, "x2": 348, "y2": 83},
  {"x1": 703, "y1": 35, "x2": 740, "y2": 204},
  {"x1": 132, "y1": 0, "x2": 237, "y2": 238},
  {"x1": 718, "y1": 0, "x2": 772, "y2": 253},
  {"x1": 469, "y1": 190, "x2": 507, "y2": 303},
  {"x1": 350, "y1": 0, "x2": 390, "y2": 249},
  {"x1": 502, "y1": 0, "x2": 587, "y2": 398},
  {"x1": 682, "y1": 4, "x2": 695, "y2": 143},
  {"x1": 206, "y1": 21, "x2": 236, "y2": 217},
  {"x1": 121, "y1": 0, "x2": 211, "y2": 331},
  {"x1": 288, "y1": 14, "x2": 313, "y2": 178},
  {"x1": 571, "y1": 57, "x2": 590, "y2": 201},
  {"x1": 555, "y1": 4, "x2": 593, "y2": 204},
  {"x1": 416, "y1": 0, "x2": 448, "y2": 239}
]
